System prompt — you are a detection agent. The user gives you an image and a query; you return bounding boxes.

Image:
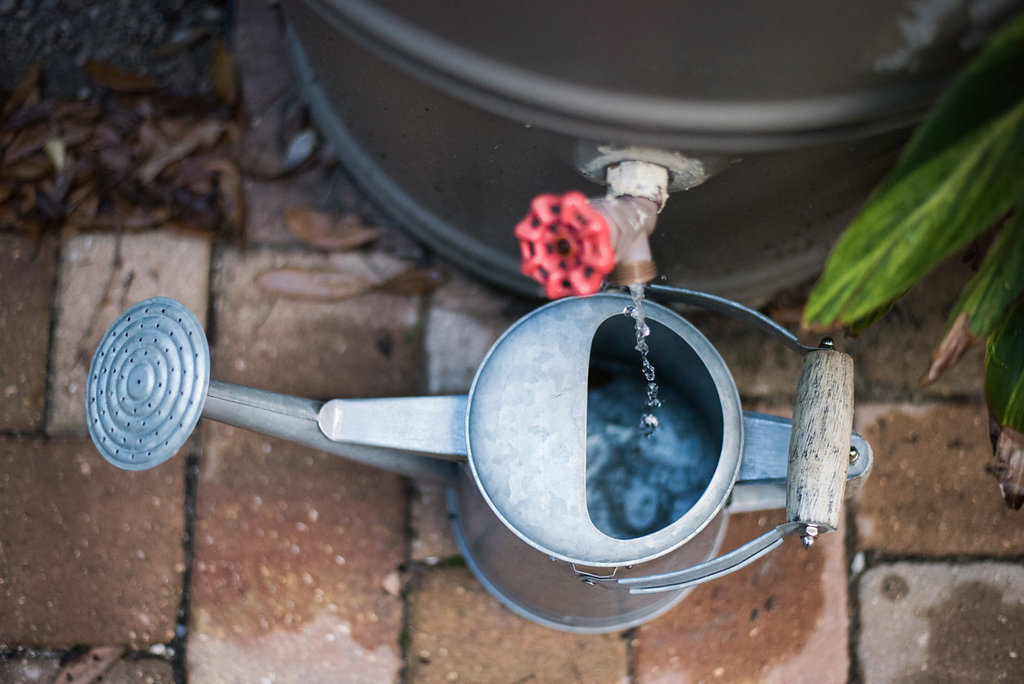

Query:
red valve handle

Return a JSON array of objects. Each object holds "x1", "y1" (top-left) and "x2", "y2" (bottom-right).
[{"x1": 514, "y1": 191, "x2": 615, "y2": 299}]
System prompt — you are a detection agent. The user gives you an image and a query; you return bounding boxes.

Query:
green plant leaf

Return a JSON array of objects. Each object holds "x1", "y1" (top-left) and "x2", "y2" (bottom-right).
[
  {"x1": 925, "y1": 204, "x2": 1024, "y2": 383},
  {"x1": 954, "y1": 205, "x2": 1024, "y2": 338},
  {"x1": 804, "y1": 12, "x2": 1024, "y2": 331},
  {"x1": 805, "y1": 97, "x2": 1024, "y2": 328},
  {"x1": 987, "y1": 303, "x2": 1024, "y2": 432}
]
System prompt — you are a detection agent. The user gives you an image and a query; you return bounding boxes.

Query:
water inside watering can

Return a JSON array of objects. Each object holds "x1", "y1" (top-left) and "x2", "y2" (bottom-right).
[
  {"x1": 584, "y1": 311, "x2": 721, "y2": 540},
  {"x1": 586, "y1": 373, "x2": 717, "y2": 539}
]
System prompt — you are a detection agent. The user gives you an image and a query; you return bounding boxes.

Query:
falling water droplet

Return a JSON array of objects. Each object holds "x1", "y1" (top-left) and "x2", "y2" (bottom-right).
[{"x1": 625, "y1": 283, "x2": 661, "y2": 437}]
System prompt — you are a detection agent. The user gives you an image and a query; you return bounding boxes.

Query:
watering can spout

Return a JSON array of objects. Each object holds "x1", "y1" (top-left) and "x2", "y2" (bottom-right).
[
  {"x1": 85, "y1": 297, "x2": 461, "y2": 484},
  {"x1": 203, "y1": 382, "x2": 465, "y2": 483}
]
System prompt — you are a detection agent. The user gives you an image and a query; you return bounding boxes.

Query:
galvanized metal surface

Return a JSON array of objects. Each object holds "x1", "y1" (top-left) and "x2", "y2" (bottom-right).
[
  {"x1": 319, "y1": 396, "x2": 468, "y2": 460},
  {"x1": 467, "y1": 294, "x2": 743, "y2": 566},
  {"x1": 203, "y1": 382, "x2": 458, "y2": 483},
  {"x1": 86, "y1": 297, "x2": 209, "y2": 471},
  {"x1": 448, "y1": 474, "x2": 730, "y2": 633}
]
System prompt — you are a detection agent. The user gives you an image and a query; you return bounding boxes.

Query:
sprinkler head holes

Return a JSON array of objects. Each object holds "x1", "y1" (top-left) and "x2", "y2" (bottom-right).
[{"x1": 85, "y1": 297, "x2": 210, "y2": 471}]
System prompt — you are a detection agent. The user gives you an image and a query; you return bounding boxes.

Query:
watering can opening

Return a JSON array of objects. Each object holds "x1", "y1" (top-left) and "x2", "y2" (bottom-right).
[{"x1": 585, "y1": 315, "x2": 722, "y2": 540}]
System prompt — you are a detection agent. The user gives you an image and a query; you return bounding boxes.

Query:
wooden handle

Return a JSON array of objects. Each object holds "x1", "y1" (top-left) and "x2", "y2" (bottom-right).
[{"x1": 786, "y1": 348, "x2": 854, "y2": 532}]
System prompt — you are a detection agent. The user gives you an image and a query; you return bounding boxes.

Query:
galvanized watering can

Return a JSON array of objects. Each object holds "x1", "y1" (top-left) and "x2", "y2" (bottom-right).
[{"x1": 85, "y1": 285, "x2": 870, "y2": 632}]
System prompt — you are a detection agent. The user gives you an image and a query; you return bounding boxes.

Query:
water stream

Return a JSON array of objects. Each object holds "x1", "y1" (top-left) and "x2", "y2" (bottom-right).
[{"x1": 626, "y1": 283, "x2": 661, "y2": 437}]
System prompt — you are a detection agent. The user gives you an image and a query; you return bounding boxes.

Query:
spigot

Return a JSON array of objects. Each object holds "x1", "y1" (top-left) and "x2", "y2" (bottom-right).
[
  {"x1": 515, "y1": 191, "x2": 617, "y2": 299},
  {"x1": 515, "y1": 162, "x2": 669, "y2": 298}
]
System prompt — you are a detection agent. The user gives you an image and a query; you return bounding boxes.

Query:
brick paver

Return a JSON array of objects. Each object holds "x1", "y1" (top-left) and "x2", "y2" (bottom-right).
[
  {"x1": 858, "y1": 562, "x2": 1024, "y2": 683},
  {"x1": 632, "y1": 509, "x2": 848, "y2": 683},
  {"x1": 406, "y1": 566, "x2": 629, "y2": 683},
  {"x1": 188, "y1": 425, "x2": 406, "y2": 684},
  {"x1": 189, "y1": 247, "x2": 426, "y2": 682},
  {"x1": 0, "y1": 437, "x2": 185, "y2": 649},
  {"x1": 48, "y1": 232, "x2": 210, "y2": 434},
  {"x1": 210, "y1": 247, "x2": 420, "y2": 398},
  {"x1": 424, "y1": 273, "x2": 522, "y2": 395},
  {"x1": 409, "y1": 481, "x2": 459, "y2": 565},
  {"x1": 0, "y1": 234, "x2": 55, "y2": 432},
  {"x1": 854, "y1": 403, "x2": 1024, "y2": 556}
]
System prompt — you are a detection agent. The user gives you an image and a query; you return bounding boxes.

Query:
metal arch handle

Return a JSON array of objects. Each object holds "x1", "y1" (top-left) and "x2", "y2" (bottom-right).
[
  {"x1": 609, "y1": 522, "x2": 804, "y2": 595},
  {"x1": 645, "y1": 283, "x2": 817, "y2": 354}
]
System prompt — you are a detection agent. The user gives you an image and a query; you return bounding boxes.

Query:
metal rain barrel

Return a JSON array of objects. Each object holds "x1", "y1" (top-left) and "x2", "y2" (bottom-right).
[{"x1": 282, "y1": 0, "x2": 1020, "y2": 300}]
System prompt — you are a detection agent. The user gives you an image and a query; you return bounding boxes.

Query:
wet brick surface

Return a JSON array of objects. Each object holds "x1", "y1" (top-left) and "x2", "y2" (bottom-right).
[
  {"x1": 854, "y1": 403, "x2": 1024, "y2": 556},
  {"x1": 0, "y1": 437, "x2": 185, "y2": 649},
  {"x1": 189, "y1": 248, "x2": 424, "y2": 681},
  {"x1": 48, "y1": 232, "x2": 210, "y2": 434},
  {"x1": 632, "y1": 509, "x2": 848, "y2": 683},
  {"x1": 210, "y1": 247, "x2": 421, "y2": 399},
  {"x1": 0, "y1": 234, "x2": 55, "y2": 432},
  {"x1": 405, "y1": 566, "x2": 629, "y2": 683},
  {"x1": 188, "y1": 425, "x2": 406, "y2": 683},
  {"x1": 858, "y1": 562, "x2": 1024, "y2": 683}
]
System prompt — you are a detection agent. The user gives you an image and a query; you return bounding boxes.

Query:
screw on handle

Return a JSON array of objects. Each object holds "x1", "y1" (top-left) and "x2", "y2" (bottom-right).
[{"x1": 785, "y1": 344, "x2": 854, "y2": 545}]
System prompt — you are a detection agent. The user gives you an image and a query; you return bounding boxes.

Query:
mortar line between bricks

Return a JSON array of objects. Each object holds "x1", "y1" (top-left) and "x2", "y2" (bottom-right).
[
  {"x1": 41, "y1": 234, "x2": 64, "y2": 439},
  {"x1": 168, "y1": 240, "x2": 219, "y2": 684},
  {"x1": 399, "y1": 478, "x2": 417, "y2": 684},
  {"x1": 856, "y1": 551, "x2": 1024, "y2": 566},
  {"x1": 171, "y1": 447, "x2": 200, "y2": 684},
  {"x1": 623, "y1": 627, "x2": 637, "y2": 683},
  {"x1": 846, "y1": 500, "x2": 865, "y2": 684},
  {"x1": 398, "y1": 287, "x2": 436, "y2": 683}
]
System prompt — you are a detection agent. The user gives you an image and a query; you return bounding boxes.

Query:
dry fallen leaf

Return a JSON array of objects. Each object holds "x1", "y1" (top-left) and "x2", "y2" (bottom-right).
[
  {"x1": 255, "y1": 267, "x2": 374, "y2": 301},
  {"x1": 44, "y1": 137, "x2": 67, "y2": 172},
  {"x1": 2, "y1": 122, "x2": 51, "y2": 165},
  {"x1": 210, "y1": 37, "x2": 240, "y2": 108},
  {"x1": 991, "y1": 423, "x2": 1024, "y2": 510},
  {"x1": 137, "y1": 119, "x2": 225, "y2": 183},
  {"x1": 1, "y1": 59, "x2": 247, "y2": 241},
  {"x1": 923, "y1": 311, "x2": 978, "y2": 385},
  {"x1": 285, "y1": 207, "x2": 383, "y2": 251},
  {"x1": 0, "y1": 155, "x2": 50, "y2": 182},
  {"x1": 2, "y1": 61, "x2": 41, "y2": 117},
  {"x1": 283, "y1": 129, "x2": 318, "y2": 172},
  {"x1": 151, "y1": 26, "x2": 209, "y2": 60},
  {"x1": 85, "y1": 59, "x2": 162, "y2": 93},
  {"x1": 376, "y1": 267, "x2": 448, "y2": 296}
]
